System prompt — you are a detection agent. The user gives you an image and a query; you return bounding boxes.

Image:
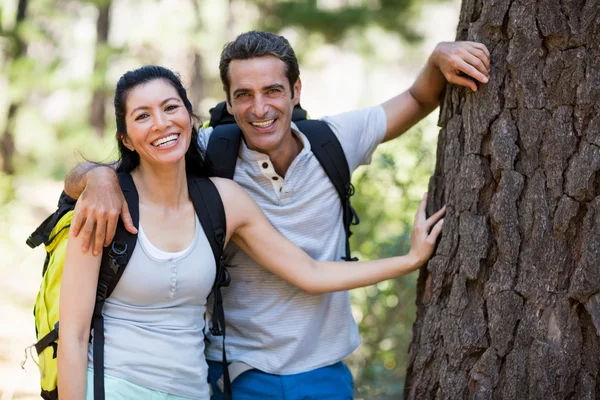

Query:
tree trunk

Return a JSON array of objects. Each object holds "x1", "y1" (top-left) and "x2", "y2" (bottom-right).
[
  {"x1": 405, "y1": 1, "x2": 600, "y2": 399},
  {"x1": 89, "y1": 1, "x2": 111, "y2": 137},
  {"x1": 1, "y1": 0, "x2": 28, "y2": 175}
]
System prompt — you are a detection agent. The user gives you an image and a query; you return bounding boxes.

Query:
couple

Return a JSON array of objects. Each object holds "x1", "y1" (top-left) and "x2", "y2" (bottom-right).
[{"x1": 58, "y1": 31, "x2": 490, "y2": 399}]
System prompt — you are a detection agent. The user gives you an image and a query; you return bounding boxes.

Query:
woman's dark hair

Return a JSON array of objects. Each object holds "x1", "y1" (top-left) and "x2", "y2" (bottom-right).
[{"x1": 114, "y1": 65, "x2": 209, "y2": 177}]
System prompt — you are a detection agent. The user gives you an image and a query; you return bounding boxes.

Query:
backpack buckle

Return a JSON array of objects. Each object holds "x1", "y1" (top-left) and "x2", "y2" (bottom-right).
[
  {"x1": 108, "y1": 242, "x2": 128, "y2": 274},
  {"x1": 345, "y1": 183, "x2": 356, "y2": 198},
  {"x1": 108, "y1": 241, "x2": 127, "y2": 259},
  {"x1": 216, "y1": 260, "x2": 231, "y2": 287},
  {"x1": 210, "y1": 326, "x2": 223, "y2": 336},
  {"x1": 215, "y1": 228, "x2": 225, "y2": 246}
]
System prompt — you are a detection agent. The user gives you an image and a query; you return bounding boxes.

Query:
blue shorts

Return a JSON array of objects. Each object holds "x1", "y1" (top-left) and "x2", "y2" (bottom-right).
[{"x1": 207, "y1": 361, "x2": 354, "y2": 400}]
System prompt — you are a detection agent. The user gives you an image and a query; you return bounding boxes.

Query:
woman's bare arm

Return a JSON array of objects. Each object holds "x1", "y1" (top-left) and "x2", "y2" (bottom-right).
[
  {"x1": 57, "y1": 226, "x2": 103, "y2": 400},
  {"x1": 213, "y1": 178, "x2": 444, "y2": 294}
]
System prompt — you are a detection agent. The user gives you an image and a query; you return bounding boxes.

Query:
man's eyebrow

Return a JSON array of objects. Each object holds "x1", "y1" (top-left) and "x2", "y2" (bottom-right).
[
  {"x1": 232, "y1": 87, "x2": 251, "y2": 97},
  {"x1": 232, "y1": 84, "x2": 286, "y2": 98},
  {"x1": 263, "y1": 84, "x2": 285, "y2": 91},
  {"x1": 130, "y1": 97, "x2": 181, "y2": 116}
]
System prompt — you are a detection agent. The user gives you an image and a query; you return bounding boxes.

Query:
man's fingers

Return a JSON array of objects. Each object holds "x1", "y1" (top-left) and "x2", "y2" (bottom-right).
[
  {"x1": 462, "y1": 50, "x2": 489, "y2": 78},
  {"x1": 71, "y1": 206, "x2": 85, "y2": 237},
  {"x1": 80, "y1": 218, "x2": 96, "y2": 253},
  {"x1": 448, "y1": 73, "x2": 478, "y2": 91},
  {"x1": 121, "y1": 200, "x2": 138, "y2": 235},
  {"x1": 471, "y1": 42, "x2": 490, "y2": 59},
  {"x1": 468, "y1": 47, "x2": 491, "y2": 71},
  {"x1": 456, "y1": 59, "x2": 488, "y2": 84},
  {"x1": 104, "y1": 212, "x2": 119, "y2": 247},
  {"x1": 93, "y1": 217, "x2": 108, "y2": 256}
]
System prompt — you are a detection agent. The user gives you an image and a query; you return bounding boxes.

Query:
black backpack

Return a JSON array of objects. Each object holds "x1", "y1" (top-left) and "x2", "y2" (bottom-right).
[
  {"x1": 206, "y1": 101, "x2": 360, "y2": 262},
  {"x1": 27, "y1": 172, "x2": 232, "y2": 400}
]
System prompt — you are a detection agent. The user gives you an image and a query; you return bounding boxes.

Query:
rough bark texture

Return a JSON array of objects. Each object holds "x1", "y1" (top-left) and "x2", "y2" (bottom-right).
[
  {"x1": 405, "y1": 1, "x2": 600, "y2": 399},
  {"x1": 89, "y1": 1, "x2": 111, "y2": 137}
]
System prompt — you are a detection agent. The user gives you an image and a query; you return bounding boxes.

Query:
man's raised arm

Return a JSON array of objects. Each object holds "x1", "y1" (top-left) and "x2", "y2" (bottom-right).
[
  {"x1": 381, "y1": 41, "x2": 491, "y2": 143},
  {"x1": 64, "y1": 162, "x2": 136, "y2": 256}
]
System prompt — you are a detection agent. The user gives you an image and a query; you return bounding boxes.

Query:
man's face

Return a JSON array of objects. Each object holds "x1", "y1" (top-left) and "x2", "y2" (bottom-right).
[{"x1": 226, "y1": 55, "x2": 301, "y2": 155}]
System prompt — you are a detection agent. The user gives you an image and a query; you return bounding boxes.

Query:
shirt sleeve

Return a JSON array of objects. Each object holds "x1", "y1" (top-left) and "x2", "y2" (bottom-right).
[
  {"x1": 319, "y1": 105, "x2": 387, "y2": 173},
  {"x1": 197, "y1": 126, "x2": 213, "y2": 150}
]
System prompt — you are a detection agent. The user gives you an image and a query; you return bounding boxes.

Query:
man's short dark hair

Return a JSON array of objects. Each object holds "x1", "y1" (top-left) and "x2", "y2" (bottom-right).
[{"x1": 219, "y1": 31, "x2": 300, "y2": 104}]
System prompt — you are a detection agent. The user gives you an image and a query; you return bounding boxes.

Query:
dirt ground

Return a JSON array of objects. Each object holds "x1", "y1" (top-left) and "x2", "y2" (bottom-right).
[{"x1": 1, "y1": 180, "x2": 64, "y2": 400}]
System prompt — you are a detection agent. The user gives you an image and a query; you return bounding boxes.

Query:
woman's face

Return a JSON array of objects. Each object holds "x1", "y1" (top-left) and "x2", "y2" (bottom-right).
[{"x1": 121, "y1": 79, "x2": 192, "y2": 169}]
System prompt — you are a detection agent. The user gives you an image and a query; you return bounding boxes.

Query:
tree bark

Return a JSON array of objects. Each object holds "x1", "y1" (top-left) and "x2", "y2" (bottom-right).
[
  {"x1": 89, "y1": 1, "x2": 111, "y2": 137},
  {"x1": 1, "y1": 0, "x2": 28, "y2": 175},
  {"x1": 405, "y1": 1, "x2": 600, "y2": 399}
]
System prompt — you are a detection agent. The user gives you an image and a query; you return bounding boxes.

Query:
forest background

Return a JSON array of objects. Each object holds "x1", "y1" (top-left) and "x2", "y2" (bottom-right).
[{"x1": 0, "y1": 0, "x2": 461, "y2": 398}]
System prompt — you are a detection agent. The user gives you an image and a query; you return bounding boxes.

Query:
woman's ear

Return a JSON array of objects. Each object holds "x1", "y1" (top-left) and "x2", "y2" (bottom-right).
[{"x1": 119, "y1": 133, "x2": 135, "y2": 152}]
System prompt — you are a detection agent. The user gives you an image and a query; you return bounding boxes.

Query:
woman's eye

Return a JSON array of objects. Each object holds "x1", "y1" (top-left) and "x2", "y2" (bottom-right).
[
  {"x1": 135, "y1": 113, "x2": 149, "y2": 121},
  {"x1": 166, "y1": 105, "x2": 179, "y2": 111}
]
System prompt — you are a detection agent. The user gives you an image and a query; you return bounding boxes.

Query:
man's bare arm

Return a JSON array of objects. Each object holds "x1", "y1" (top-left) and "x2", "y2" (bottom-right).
[
  {"x1": 382, "y1": 41, "x2": 491, "y2": 143},
  {"x1": 64, "y1": 162, "x2": 116, "y2": 199},
  {"x1": 64, "y1": 162, "x2": 136, "y2": 256}
]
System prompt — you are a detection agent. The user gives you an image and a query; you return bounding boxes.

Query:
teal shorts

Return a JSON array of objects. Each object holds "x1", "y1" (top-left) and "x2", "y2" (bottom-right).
[{"x1": 85, "y1": 368, "x2": 198, "y2": 400}]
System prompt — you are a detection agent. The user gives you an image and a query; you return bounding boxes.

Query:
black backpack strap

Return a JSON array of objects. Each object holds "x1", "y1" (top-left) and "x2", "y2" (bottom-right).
[
  {"x1": 92, "y1": 172, "x2": 140, "y2": 400},
  {"x1": 187, "y1": 176, "x2": 232, "y2": 399},
  {"x1": 296, "y1": 119, "x2": 360, "y2": 262},
  {"x1": 26, "y1": 192, "x2": 76, "y2": 249},
  {"x1": 206, "y1": 124, "x2": 243, "y2": 180},
  {"x1": 209, "y1": 101, "x2": 236, "y2": 128}
]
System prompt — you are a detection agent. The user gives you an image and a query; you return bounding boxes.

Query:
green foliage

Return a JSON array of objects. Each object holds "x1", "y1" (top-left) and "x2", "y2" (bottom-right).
[
  {"x1": 349, "y1": 118, "x2": 438, "y2": 398},
  {"x1": 254, "y1": 0, "x2": 451, "y2": 45}
]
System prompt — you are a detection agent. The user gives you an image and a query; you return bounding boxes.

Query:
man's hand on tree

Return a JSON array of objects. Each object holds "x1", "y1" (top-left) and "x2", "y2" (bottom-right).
[
  {"x1": 70, "y1": 167, "x2": 137, "y2": 256},
  {"x1": 432, "y1": 41, "x2": 491, "y2": 91}
]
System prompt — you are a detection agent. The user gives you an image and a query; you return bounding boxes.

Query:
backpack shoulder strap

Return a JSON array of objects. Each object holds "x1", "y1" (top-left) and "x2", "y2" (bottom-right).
[
  {"x1": 206, "y1": 124, "x2": 242, "y2": 180},
  {"x1": 187, "y1": 176, "x2": 232, "y2": 398},
  {"x1": 92, "y1": 171, "x2": 140, "y2": 400},
  {"x1": 26, "y1": 192, "x2": 76, "y2": 249},
  {"x1": 209, "y1": 101, "x2": 236, "y2": 127},
  {"x1": 295, "y1": 119, "x2": 359, "y2": 262},
  {"x1": 187, "y1": 176, "x2": 227, "y2": 273}
]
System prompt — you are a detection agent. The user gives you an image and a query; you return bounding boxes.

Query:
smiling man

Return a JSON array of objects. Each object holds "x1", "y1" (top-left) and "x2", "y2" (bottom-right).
[{"x1": 64, "y1": 31, "x2": 489, "y2": 399}]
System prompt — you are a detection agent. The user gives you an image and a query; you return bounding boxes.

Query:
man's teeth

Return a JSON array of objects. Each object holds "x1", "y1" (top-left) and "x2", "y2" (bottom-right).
[
  {"x1": 250, "y1": 119, "x2": 275, "y2": 128},
  {"x1": 152, "y1": 134, "x2": 179, "y2": 147}
]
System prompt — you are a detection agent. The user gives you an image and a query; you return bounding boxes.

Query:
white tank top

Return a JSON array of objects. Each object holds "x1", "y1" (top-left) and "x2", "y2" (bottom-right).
[{"x1": 88, "y1": 215, "x2": 215, "y2": 399}]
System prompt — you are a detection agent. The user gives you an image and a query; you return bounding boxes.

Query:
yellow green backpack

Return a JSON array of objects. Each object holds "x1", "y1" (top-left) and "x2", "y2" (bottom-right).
[{"x1": 26, "y1": 173, "x2": 232, "y2": 400}]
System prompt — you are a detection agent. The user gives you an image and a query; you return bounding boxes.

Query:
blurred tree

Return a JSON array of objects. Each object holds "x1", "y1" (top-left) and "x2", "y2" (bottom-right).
[
  {"x1": 88, "y1": 0, "x2": 112, "y2": 137},
  {"x1": 1, "y1": 0, "x2": 28, "y2": 175},
  {"x1": 405, "y1": 1, "x2": 600, "y2": 399},
  {"x1": 350, "y1": 124, "x2": 436, "y2": 398},
  {"x1": 188, "y1": 0, "x2": 205, "y2": 111},
  {"x1": 253, "y1": 0, "x2": 435, "y2": 45}
]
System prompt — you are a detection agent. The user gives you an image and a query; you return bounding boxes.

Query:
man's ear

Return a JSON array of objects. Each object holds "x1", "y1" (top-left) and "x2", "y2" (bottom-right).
[
  {"x1": 293, "y1": 78, "x2": 302, "y2": 106},
  {"x1": 226, "y1": 99, "x2": 233, "y2": 115}
]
